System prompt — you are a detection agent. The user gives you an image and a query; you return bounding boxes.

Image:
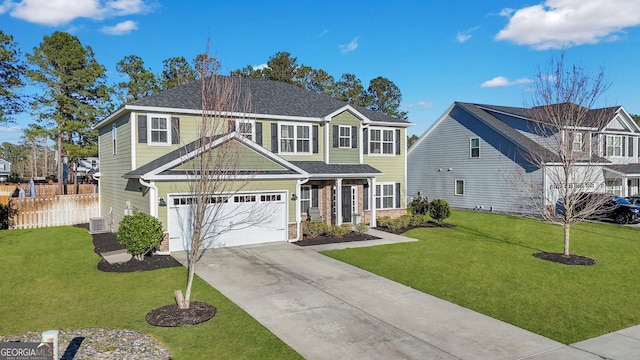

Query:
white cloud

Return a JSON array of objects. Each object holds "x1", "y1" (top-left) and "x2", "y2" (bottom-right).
[
  {"x1": 416, "y1": 101, "x2": 433, "y2": 108},
  {"x1": 481, "y1": 76, "x2": 533, "y2": 88},
  {"x1": 318, "y1": 29, "x2": 328, "y2": 38},
  {"x1": 100, "y1": 20, "x2": 137, "y2": 35},
  {"x1": 496, "y1": 0, "x2": 640, "y2": 50},
  {"x1": 456, "y1": 26, "x2": 480, "y2": 43},
  {"x1": 7, "y1": 0, "x2": 151, "y2": 26},
  {"x1": 0, "y1": 125, "x2": 21, "y2": 133},
  {"x1": 253, "y1": 63, "x2": 268, "y2": 70},
  {"x1": 339, "y1": 37, "x2": 359, "y2": 53}
]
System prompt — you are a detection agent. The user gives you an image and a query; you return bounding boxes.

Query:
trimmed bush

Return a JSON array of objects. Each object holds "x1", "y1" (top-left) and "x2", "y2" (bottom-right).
[
  {"x1": 302, "y1": 220, "x2": 330, "y2": 237},
  {"x1": 328, "y1": 224, "x2": 351, "y2": 238},
  {"x1": 117, "y1": 211, "x2": 164, "y2": 261},
  {"x1": 354, "y1": 222, "x2": 369, "y2": 233},
  {"x1": 409, "y1": 196, "x2": 429, "y2": 215},
  {"x1": 429, "y1": 199, "x2": 451, "y2": 222}
]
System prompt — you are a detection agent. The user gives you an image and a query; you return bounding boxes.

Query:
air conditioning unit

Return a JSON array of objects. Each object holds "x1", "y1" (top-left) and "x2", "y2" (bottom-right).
[{"x1": 89, "y1": 217, "x2": 108, "y2": 234}]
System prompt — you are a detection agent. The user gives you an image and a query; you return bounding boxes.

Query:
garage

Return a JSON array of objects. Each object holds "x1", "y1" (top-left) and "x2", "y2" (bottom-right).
[{"x1": 167, "y1": 191, "x2": 287, "y2": 251}]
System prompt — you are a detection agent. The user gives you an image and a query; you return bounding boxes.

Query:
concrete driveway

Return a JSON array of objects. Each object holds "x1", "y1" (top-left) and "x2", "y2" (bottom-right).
[{"x1": 171, "y1": 240, "x2": 623, "y2": 359}]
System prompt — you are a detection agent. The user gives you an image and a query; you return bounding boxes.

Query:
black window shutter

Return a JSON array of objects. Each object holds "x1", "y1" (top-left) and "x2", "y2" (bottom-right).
[
  {"x1": 138, "y1": 115, "x2": 147, "y2": 143},
  {"x1": 363, "y1": 129, "x2": 368, "y2": 154},
  {"x1": 312, "y1": 125, "x2": 319, "y2": 153},
  {"x1": 271, "y1": 123, "x2": 278, "y2": 153},
  {"x1": 171, "y1": 117, "x2": 180, "y2": 144},
  {"x1": 311, "y1": 185, "x2": 318, "y2": 207},
  {"x1": 622, "y1": 137, "x2": 626, "y2": 156},
  {"x1": 351, "y1": 126, "x2": 357, "y2": 148},
  {"x1": 395, "y1": 129, "x2": 401, "y2": 155},
  {"x1": 228, "y1": 120, "x2": 236, "y2": 132},
  {"x1": 333, "y1": 125, "x2": 338, "y2": 147},
  {"x1": 256, "y1": 122, "x2": 263, "y2": 146},
  {"x1": 363, "y1": 183, "x2": 369, "y2": 211},
  {"x1": 395, "y1": 182, "x2": 401, "y2": 208}
]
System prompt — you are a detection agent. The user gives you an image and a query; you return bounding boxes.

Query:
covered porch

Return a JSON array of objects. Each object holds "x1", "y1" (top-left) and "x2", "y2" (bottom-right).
[
  {"x1": 604, "y1": 164, "x2": 640, "y2": 197},
  {"x1": 291, "y1": 161, "x2": 382, "y2": 227}
]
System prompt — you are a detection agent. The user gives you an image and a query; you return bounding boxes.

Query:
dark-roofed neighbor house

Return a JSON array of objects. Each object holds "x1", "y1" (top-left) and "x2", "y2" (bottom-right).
[
  {"x1": 0, "y1": 159, "x2": 10, "y2": 182},
  {"x1": 407, "y1": 102, "x2": 640, "y2": 214},
  {"x1": 94, "y1": 76, "x2": 411, "y2": 251}
]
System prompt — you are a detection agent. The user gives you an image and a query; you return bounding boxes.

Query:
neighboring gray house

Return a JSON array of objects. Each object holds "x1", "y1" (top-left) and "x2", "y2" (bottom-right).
[
  {"x1": 408, "y1": 102, "x2": 640, "y2": 214},
  {"x1": 0, "y1": 159, "x2": 11, "y2": 182}
]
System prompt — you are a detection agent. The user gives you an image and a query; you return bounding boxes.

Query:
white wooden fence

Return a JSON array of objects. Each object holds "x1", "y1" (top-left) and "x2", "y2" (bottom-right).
[{"x1": 9, "y1": 193, "x2": 99, "y2": 229}]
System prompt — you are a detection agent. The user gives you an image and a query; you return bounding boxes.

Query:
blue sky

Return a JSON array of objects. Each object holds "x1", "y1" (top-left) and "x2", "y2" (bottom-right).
[{"x1": 2, "y1": 0, "x2": 640, "y2": 144}]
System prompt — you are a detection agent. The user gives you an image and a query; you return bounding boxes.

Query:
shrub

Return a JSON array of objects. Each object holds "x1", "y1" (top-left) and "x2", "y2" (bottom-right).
[
  {"x1": 409, "y1": 214, "x2": 427, "y2": 226},
  {"x1": 376, "y1": 216, "x2": 393, "y2": 230},
  {"x1": 354, "y1": 222, "x2": 369, "y2": 233},
  {"x1": 302, "y1": 220, "x2": 330, "y2": 238},
  {"x1": 429, "y1": 199, "x2": 451, "y2": 222},
  {"x1": 117, "y1": 211, "x2": 164, "y2": 261},
  {"x1": 327, "y1": 224, "x2": 351, "y2": 238},
  {"x1": 409, "y1": 196, "x2": 429, "y2": 215},
  {"x1": 0, "y1": 203, "x2": 16, "y2": 230}
]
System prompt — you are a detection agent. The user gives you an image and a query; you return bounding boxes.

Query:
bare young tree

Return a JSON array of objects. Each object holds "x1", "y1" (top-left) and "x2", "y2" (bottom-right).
[
  {"x1": 174, "y1": 52, "x2": 277, "y2": 309},
  {"x1": 518, "y1": 53, "x2": 611, "y2": 257}
]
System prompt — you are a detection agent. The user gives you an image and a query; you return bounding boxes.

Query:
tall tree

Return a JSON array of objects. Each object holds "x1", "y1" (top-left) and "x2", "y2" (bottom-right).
[
  {"x1": 366, "y1": 76, "x2": 408, "y2": 120},
  {"x1": 0, "y1": 30, "x2": 25, "y2": 123},
  {"x1": 632, "y1": 114, "x2": 640, "y2": 126},
  {"x1": 193, "y1": 53, "x2": 220, "y2": 80},
  {"x1": 333, "y1": 73, "x2": 368, "y2": 107},
  {"x1": 27, "y1": 31, "x2": 110, "y2": 193},
  {"x1": 229, "y1": 64, "x2": 264, "y2": 79},
  {"x1": 161, "y1": 56, "x2": 196, "y2": 89},
  {"x1": 262, "y1": 51, "x2": 298, "y2": 84},
  {"x1": 297, "y1": 66, "x2": 334, "y2": 95},
  {"x1": 518, "y1": 53, "x2": 610, "y2": 258},
  {"x1": 115, "y1": 54, "x2": 160, "y2": 104},
  {"x1": 407, "y1": 134, "x2": 419, "y2": 149}
]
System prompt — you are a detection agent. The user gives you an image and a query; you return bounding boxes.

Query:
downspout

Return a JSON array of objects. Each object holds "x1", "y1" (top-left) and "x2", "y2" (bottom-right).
[
  {"x1": 295, "y1": 178, "x2": 310, "y2": 241},
  {"x1": 138, "y1": 177, "x2": 158, "y2": 218}
]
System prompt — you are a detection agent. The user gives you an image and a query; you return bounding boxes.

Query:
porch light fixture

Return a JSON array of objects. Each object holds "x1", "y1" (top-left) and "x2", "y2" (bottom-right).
[
  {"x1": 158, "y1": 197, "x2": 167, "y2": 206},
  {"x1": 291, "y1": 193, "x2": 298, "y2": 201}
]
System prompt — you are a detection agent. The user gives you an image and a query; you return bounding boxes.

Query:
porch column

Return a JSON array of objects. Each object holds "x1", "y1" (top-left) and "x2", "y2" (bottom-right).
[
  {"x1": 370, "y1": 177, "x2": 376, "y2": 227},
  {"x1": 335, "y1": 178, "x2": 343, "y2": 226}
]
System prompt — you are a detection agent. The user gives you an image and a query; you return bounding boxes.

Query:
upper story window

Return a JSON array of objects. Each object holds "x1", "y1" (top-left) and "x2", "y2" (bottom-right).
[
  {"x1": 149, "y1": 114, "x2": 170, "y2": 145},
  {"x1": 571, "y1": 132, "x2": 583, "y2": 152},
  {"x1": 235, "y1": 119, "x2": 255, "y2": 141},
  {"x1": 279, "y1": 123, "x2": 311, "y2": 154},
  {"x1": 339, "y1": 126, "x2": 351, "y2": 148},
  {"x1": 370, "y1": 128, "x2": 394, "y2": 155},
  {"x1": 606, "y1": 135, "x2": 622, "y2": 156},
  {"x1": 112, "y1": 124, "x2": 117, "y2": 154},
  {"x1": 470, "y1": 137, "x2": 480, "y2": 158}
]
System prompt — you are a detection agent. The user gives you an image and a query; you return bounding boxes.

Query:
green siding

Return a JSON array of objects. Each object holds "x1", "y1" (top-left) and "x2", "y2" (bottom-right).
[
  {"x1": 98, "y1": 114, "x2": 149, "y2": 231},
  {"x1": 365, "y1": 127, "x2": 406, "y2": 207},
  {"x1": 329, "y1": 112, "x2": 360, "y2": 164},
  {"x1": 175, "y1": 140, "x2": 285, "y2": 171},
  {"x1": 260, "y1": 118, "x2": 325, "y2": 162}
]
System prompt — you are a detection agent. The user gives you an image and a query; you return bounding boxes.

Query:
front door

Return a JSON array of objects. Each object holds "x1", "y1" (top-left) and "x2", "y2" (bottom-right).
[{"x1": 342, "y1": 185, "x2": 352, "y2": 223}]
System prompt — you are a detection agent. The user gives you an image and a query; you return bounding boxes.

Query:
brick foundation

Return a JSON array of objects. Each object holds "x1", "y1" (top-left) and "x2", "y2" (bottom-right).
[
  {"x1": 159, "y1": 232, "x2": 170, "y2": 252},
  {"x1": 288, "y1": 223, "x2": 299, "y2": 240}
]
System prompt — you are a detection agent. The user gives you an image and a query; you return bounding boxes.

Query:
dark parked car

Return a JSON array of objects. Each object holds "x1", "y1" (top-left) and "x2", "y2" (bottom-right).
[
  {"x1": 575, "y1": 193, "x2": 640, "y2": 224},
  {"x1": 624, "y1": 196, "x2": 640, "y2": 206}
]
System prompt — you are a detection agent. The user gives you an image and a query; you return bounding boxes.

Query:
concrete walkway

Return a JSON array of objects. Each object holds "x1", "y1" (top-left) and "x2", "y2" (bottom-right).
[{"x1": 172, "y1": 231, "x2": 640, "y2": 359}]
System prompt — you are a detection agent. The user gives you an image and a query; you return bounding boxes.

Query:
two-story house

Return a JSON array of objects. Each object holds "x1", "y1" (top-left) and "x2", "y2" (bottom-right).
[
  {"x1": 407, "y1": 102, "x2": 640, "y2": 214},
  {"x1": 0, "y1": 159, "x2": 11, "y2": 182},
  {"x1": 95, "y1": 76, "x2": 411, "y2": 251}
]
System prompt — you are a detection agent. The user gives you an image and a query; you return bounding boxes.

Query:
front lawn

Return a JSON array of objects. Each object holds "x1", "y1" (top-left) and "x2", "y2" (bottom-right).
[
  {"x1": 323, "y1": 211, "x2": 640, "y2": 344},
  {"x1": 0, "y1": 226, "x2": 302, "y2": 359}
]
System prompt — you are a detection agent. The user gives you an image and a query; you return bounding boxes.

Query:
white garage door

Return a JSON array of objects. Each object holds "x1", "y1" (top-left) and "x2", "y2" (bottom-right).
[{"x1": 168, "y1": 191, "x2": 287, "y2": 251}]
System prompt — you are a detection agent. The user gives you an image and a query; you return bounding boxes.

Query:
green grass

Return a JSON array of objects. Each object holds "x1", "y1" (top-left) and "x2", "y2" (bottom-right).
[
  {"x1": 323, "y1": 211, "x2": 640, "y2": 344},
  {"x1": 0, "y1": 226, "x2": 302, "y2": 359}
]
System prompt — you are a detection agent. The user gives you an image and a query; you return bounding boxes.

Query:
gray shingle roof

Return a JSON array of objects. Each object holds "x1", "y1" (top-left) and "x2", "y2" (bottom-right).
[
  {"x1": 606, "y1": 163, "x2": 640, "y2": 176},
  {"x1": 130, "y1": 76, "x2": 407, "y2": 123},
  {"x1": 291, "y1": 161, "x2": 382, "y2": 177}
]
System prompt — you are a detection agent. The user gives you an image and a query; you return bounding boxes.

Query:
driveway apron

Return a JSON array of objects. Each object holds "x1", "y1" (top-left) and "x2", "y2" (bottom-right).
[{"x1": 173, "y1": 243, "x2": 580, "y2": 359}]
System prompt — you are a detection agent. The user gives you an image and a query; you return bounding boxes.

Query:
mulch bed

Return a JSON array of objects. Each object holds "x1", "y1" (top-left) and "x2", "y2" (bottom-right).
[
  {"x1": 374, "y1": 221, "x2": 455, "y2": 235},
  {"x1": 533, "y1": 252, "x2": 596, "y2": 266},
  {"x1": 146, "y1": 302, "x2": 217, "y2": 327},
  {"x1": 296, "y1": 231, "x2": 380, "y2": 246},
  {"x1": 76, "y1": 224, "x2": 183, "y2": 273}
]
